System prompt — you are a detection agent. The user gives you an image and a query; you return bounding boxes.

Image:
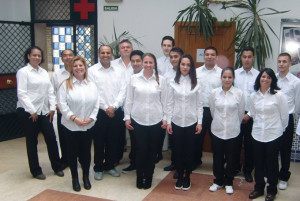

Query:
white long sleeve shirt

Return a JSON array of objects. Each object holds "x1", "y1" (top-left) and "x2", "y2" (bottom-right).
[
  {"x1": 124, "y1": 72, "x2": 167, "y2": 126},
  {"x1": 277, "y1": 72, "x2": 300, "y2": 114},
  {"x1": 164, "y1": 67, "x2": 176, "y2": 84},
  {"x1": 166, "y1": 76, "x2": 203, "y2": 127},
  {"x1": 16, "y1": 63, "x2": 56, "y2": 115},
  {"x1": 196, "y1": 65, "x2": 222, "y2": 107},
  {"x1": 111, "y1": 57, "x2": 133, "y2": 85},
  {"x1": 51, "y1": 67, "x2": 70, "y2": 94},
  {"x1": 210, "y1": 86, "x2": 245, "y2": 140},
  {"x1": 235, "y1": 67, "x2": 259, "y2": 112},
  {"x1": 297, "y1": 118, "x2": 300, "y2": 135},
  {"x1": 57, "y1": 77, "x2": 99, "y2": 131},
  {"x1": 250, "y1": 89, "x2": 289, "y2": 142},
  {"x1": 88, "y1": 62, "x2": 127, "y2": 110},
  {"x1": 157, "y1": 55, "x2": 172, "y2": 76}
]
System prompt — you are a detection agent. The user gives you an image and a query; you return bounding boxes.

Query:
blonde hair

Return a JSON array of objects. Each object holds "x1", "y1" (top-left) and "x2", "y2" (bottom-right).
[{"x1": 66, "y1": 56, "x2": 89, "y2": 90}]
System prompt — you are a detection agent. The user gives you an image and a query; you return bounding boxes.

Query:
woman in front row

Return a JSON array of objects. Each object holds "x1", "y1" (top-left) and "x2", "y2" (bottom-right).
[
  {"x1": 124, "y1": 53, "x2": 167, "y2": 189},
  {"x1": 58, "y1": 56, "x2": 99, "y2": 192},
  {"x1": 209, "y1": 67, "x2": 245, "y2": 194},
  {"x1": 166, "y1": 54, "x2": 203, "y2": 191},
  {"x1": 248, "y1": 68, "x2": 288, "y2": 201}
]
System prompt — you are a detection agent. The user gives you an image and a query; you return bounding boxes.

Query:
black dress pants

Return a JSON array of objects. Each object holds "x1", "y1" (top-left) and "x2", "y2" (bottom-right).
[
  {"x1": 128, "y1": 129, "x2": 136, "y2": 167},
  {"x1": 57, "y1": 112, "x2": 68, "y2": 166},
  {"x1": 17, "y1": 107, "x2": 62, "y2": 177}
]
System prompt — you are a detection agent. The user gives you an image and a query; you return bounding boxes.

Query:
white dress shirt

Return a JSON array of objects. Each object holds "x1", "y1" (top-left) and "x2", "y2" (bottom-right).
[
  {"x1": 166, "y1": 75, "x2": 203, "y2": 127},
  {"x1": 235, "y1": 67, "x2": 259, "y2": 112},
  {"x1": 111, "y1": 57, "x2": 133, "y2": 84},
  {"x1": 88, "y1": 62, "x2": 127, "y2": 110},
  {"x1": 57, "y1": 77, "x2": 99, "y2": 131},
  {"x1": 16, "y1": 63, "x2": 56, "y2": 115},
  {"x1": 250, "y1": 89, "x2": 289, "y2": 142},
  {"x1": 51, "y1": 67, "x2": 70, "y2": 94},
  {"x1": 196, "y1": 65, "x2": 222, "y2": 107},
  {"x1": 124, "y1": 72, "x2": 167, "y2": 126},
  {"x1": 297, "y1": 118, "x2": 300, "y2": 135},
  {"x1": 210, "y1": 86, "x2": 245, "y2": 140},
  {"x1": 277, "y1": 72, "x2": 300, "y2": 114},
  {"x1": 164, "y1": 67, "x2": 177, "y2": 84},
  {"x1": 157, "y1": 55, "x2": 172, "y2": 76}
]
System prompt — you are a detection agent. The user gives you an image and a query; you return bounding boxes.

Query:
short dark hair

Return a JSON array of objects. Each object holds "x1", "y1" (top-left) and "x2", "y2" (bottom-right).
[
  {"x1": 241, "y1": 47, "x2": 254, "y2": 56},
  {"x1": 174, "y1": 54, "x2": 197, "y2": 90},
  {"x1": 24, "y1": 46, "x2": 44, "y2": 64},
  {"x1": 170, "y1": 47, "x2": 184, "y2": 56},
  {"x1": 161, "y1": 36, "x2": 175, "y2": 46},
  {"x1": 204, "y1": 46, "x2": 218, "y2": 55},
  {"x1": 221, "y1": 67, "x2": 235, "y2": 86},
  {"x1": 61, "y1": 49, "x2": 75, "y2": 57},
  {"x1": 130, "y1": 50, "x2": 144, "y2": 60},
  {"x1": 119, "y1": 39, "x2": 132, "y2": 48},
  {"x1": 278, "y1": 52, "x2": 291, "y2": 62},
  {"x1": 254, "y1": 68, "x2": 280, "y2": 94},
  {"x1": 98, "y1": 45, "x2": 112, "y2": 53}
]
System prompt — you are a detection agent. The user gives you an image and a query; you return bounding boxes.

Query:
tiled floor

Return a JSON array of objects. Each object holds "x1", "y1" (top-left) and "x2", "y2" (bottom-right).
[{"x1": 0, "y1": 135, "x2": 300, "y2": 201}]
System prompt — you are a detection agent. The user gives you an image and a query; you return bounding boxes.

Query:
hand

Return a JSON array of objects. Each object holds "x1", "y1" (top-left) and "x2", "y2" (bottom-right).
[
  {"x1": 74, "y1": 117, "x2": 86, "y2": 126},
  {"x1": 105, "y1": 106, "x2": 115, "y2": 118},
  {"x1": 161, "y1": 120, "x2": 167, "y2": 129},
  {"x1": 82, "y1": 118, "x2": 94, "y2": 126},
  {"x1": 242, "y1": 114, "x2": 250, "y2": 124},
  {"x1": 125, "y1": 120, "x2": 134, "y2": 130},
  {"x1": 195, "y1": 124, "x2": 202, "y2": 134},
  {"x1": 167, "y1": 124, "x2": 173, "y2": 134},
  {"x1": 29, "y1": 113, "x2": 38, "y2": 122},
  {"x1": 46, "y1": 111, "x2": 55, "y2": 122}
]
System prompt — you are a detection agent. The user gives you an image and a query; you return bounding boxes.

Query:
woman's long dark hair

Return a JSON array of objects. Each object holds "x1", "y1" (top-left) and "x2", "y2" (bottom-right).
[
  {"x1": 254, "y1": 68, "x2": 280, "y2": 94},
  {"x1": 174, "y1": 54, "x2": 197, "y2": 90},
  {"x1": 142, "y1": 53, "x2": 159, "y2": 86},
  {"x1": 24, "y1": 46, "x2": 44, "y2": 64}
]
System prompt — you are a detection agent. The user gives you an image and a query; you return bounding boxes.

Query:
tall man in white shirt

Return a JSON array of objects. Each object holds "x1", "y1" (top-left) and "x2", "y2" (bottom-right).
[
  {"x1": 195, "y1": 46, "x2": 222, "y2": 168},
  {"x1": 51, "y1": 49, "x2": 74, "y2": 170},
  {"x1": 235, "y1": 47, "x2": 259, "y2": 182},
  {"x1": 276, "y1": 52, "x2": 300, "y2": 190},
  {"x1": 88, "y1": 45, "x2": 127, "y2": 180},
  {"x1": 157, "y1": 36, "x2": 175, "y2": 76}
]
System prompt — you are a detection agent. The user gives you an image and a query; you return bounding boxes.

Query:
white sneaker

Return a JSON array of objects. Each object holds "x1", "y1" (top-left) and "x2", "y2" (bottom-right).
[
  {"x1": 278, "y1": 180, "x2": 287, "y2": 190},
  {"x1": 209, "y1": 183, "x2": 223, "y2": 192},
  {"x1": 225, "y1": 185, "x2": 233, "y2": 194}
]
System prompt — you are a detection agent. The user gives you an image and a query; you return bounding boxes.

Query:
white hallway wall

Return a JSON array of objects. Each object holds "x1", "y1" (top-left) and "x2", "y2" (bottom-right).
[{"x1": 1, "y1": 0, "x2": 300, "y2": 70}]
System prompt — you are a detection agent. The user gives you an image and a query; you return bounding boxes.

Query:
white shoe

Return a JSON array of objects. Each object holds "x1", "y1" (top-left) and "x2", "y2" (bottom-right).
[
  {"x1": 209, "y1": 183, "x2": 223, "y2": 192},
  {"x1": 225, "y1": 185, "x2": 233, "y2": 194},
  {"x1": 278, "y1": 180, "x2": 287, "y2": 190}
]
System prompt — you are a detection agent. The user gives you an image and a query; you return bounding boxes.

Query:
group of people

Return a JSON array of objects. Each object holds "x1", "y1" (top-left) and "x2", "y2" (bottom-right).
[{"x1": 16, "y1": 35, "x2": 300, "y2": 201}]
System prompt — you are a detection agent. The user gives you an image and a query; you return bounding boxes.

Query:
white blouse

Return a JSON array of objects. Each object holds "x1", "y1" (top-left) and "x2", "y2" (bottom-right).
[
  {"x1": 250, "y1": 89, "x2": 289, "y2": 142},
  {"x1": 16, "y1": 63, "x2": 56, "y2": 115},
  {"x1": 51, "y1": 67, "x2": 70, "y2": 94},
  {"x1": 124, "y1": 72, "x2": 167, "y2": 126},
  {"x1": 57, "y1": 77, "x2": 99, "y2": 131},
  {"x1": 210, "y1": 86, "x2": 245, "y2": 140},
  {"x1": 166, "y1": 76, "x2": 203, "y2": 127}
]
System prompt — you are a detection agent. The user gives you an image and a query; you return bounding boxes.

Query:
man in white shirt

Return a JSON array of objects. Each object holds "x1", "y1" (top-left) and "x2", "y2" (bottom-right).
[
  {"x1": 276, "y1": 52, "x2": 300, "y2": 190},
  {"x1": 51, "y1": 49, "x2": 74, "y2": 170},
  {"x1": 195, "y1": 46, "x2": 222, "y2": 168},
  {"x1": 157, "y1": 36, "x2": 175, "y2": 76},
  {"x1": 88, "y1": 45, "x2": 127, "y2": 180},
  {"x1": 234, "y1": 47, "x2": 259, "y2": 182}
]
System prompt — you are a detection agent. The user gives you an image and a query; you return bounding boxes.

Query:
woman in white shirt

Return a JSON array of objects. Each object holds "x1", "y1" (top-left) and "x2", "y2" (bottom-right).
[
  {"x1": 166, "y1": 54, "x2": 203, "y2": 191},
  {"x1": 16, "y1": 46, "x2": 64, "y2": 180},
  {"x1": 248, "y1": 68, "x2": 288, "y2": 201},
  {"x1": 124, "y1": 53, "x2": 167, "y2": 189},
  {"x1": 209, "y1": 67, "x2": 245, "y2": 194},
  {"x1": 58, "y1": 56, "x2": 99, "y2": 192}
]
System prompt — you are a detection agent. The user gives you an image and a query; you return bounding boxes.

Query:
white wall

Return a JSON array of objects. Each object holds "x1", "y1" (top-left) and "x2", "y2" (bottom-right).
[{"x1": 0, "y1": 0, "x2": 31, "y2": 22}]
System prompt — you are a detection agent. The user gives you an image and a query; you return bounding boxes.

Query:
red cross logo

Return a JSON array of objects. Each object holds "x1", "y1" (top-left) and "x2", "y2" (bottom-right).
[{"x1": 74, "y1": 0, "x2": 95, "y2": 20}]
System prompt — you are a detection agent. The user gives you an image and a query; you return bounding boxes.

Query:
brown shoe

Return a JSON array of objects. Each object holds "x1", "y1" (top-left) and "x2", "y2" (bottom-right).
[
  {"x1": 265, "y1": 194, "x2": 276, "y2": 201},
  {"x1": 249, "y1": 190, "x2": 264, "y2": 199}
]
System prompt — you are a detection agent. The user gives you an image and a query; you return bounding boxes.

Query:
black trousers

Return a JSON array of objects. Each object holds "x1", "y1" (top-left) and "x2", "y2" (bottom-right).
[
  {"x1": 128, "y1": 129, "x2": 136, "y2": 167},
  {"x1": 253, "y1": 137, "x2": 281, "y2": 195},
  {"x1": 279, "y1": 114, "x2": 294, "y2": 181},
  {"x1": 211, "y1": 134, "x2": 239, "y2": 186},
  {"x1": 236, "y1": 112, "x2": 254, "y2": 174},
  {"x1": 116, "y1": 110, "x2": 126, "y2": 163},
  {"x1": 93, "y1": 108, "x2": 123, "y2": 172},
  {"x1": 132, "y1": 119, "x2": 161, "y2": 179},
  {"x1": 57, "y1": 112, "x2": 68, "y2": 165},
  {"x1": 65, "y1": 128, "x2": 92, "y2": 178},
  {"x1": 157, "y1": 126, "x2": 166, "y2": 158},
  {"x1": 194, "y1": 107, "x2": 212, "y2": 165},
  {"x1": 17, "y1": 107, "x2": 62, "y2": 177},
  {"x1": 172, "y1": 122, "x2": 196, "y2": 176}
]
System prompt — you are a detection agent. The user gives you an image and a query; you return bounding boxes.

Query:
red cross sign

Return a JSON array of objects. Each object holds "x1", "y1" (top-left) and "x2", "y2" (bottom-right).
[{"x1": 74, "y1": 0, "x2": 95, "y2": 20}]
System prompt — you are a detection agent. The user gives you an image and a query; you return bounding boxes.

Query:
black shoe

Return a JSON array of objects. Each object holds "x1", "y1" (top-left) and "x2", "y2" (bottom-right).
[
  {"x1": 136, "y1": 177, "x2": 143, "y2": 189},
  {"x1": 175, "y1": 177, "x2": 183, "y2": 190},
  {"x1": 182, "y1": 176, "x2": 191, "y2": 191},
  {"x1": 34, "y1": 173, "x2": 46, "y2": 180},
  {"x1": 173, "y1": 171, "x2": 179, "y2": 179},
  {"x1": 72, "y1": 178, "x2": 81, "y2": 192},
  {"x1": 164, "y1": 164, "x2": 175, "y2": 171},
  {"x1": 83, "y1": 176, "x2": 91, "y2": 190},
  {"x1": 249, "y1": 190, "x2": 264, "y2": 199},
  {"x1": 144, "y1": 177, "x2": 152, "y2": 189},
  {"x1": 55, "y1": 170, "x2": 64, "y2": 177},
  {"x1": 265, "y1": 194, "x2": 276, "y2": 201},
  {"x1": 122, "y1": 165, "x2": 136, "y2": 173},
  {"x1": 244, "y1": 172, "x2": 253, "y2": 182}
]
